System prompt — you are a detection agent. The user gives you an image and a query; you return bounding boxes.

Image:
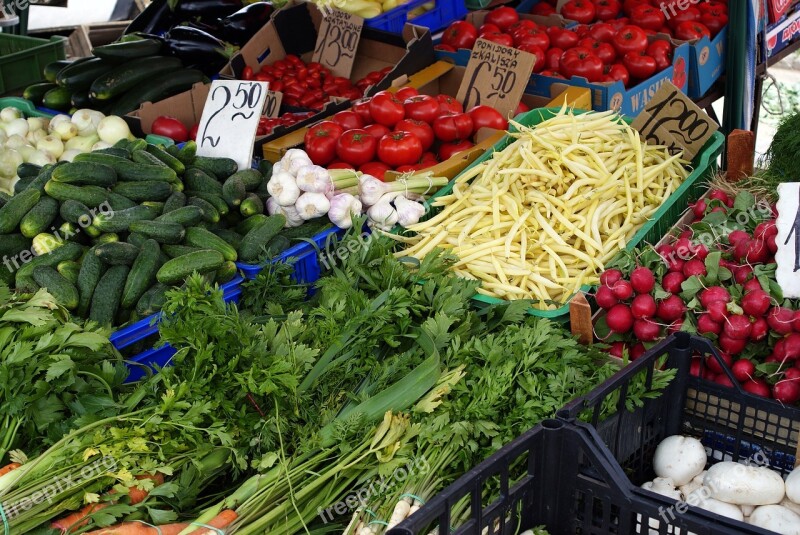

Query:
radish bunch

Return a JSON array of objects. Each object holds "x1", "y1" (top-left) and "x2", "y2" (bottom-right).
[{"x1": 596, "y1": 189, "x2": 800, "y2": 404}]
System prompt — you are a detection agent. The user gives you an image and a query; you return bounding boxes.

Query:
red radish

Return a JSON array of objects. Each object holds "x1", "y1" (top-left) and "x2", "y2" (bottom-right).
[
  {"x1": 595, "y1": 285, "x2": 618, "y2": 310},
  {"x1": 755, "y1": 221, "x2": 777, "y2": 239},
  {"x1": 655, "y1": 244, "x2": 674, "y2": 259},
  {"x1": 674, "y1": 237, "x2": 694, "y2": 259},
  {"x1": 699, "y1": 286, "x2": 730, "y2": 307},
  {"x1": 733, "y1": 239, "x2": 750, "y2": 261},
  {"x1": 702, "y1": 368, "x2": 717, "y2": 380},
  {"x1": 706, "y1": 351, "x2": 732, "y2": 374},
  {"x1": 750, "y1": 317, "x2": 769, "y2": 341},
  {"x1": 767, "y1": 306, "x2": 795, "y2": 335},
  {"x1": 631, "y1": 293, "x2": 656, "y2": 318},
  {"x1": 606, "y1": 303, "x2": 634, "y2": 333},
  {"x1": 746, "y1": 239, "x2": 769, "y2": 263},
  {"x1": 666, "y1": 257, "x2": 685, "y2": 273},
  {"x1": 633, "y1": 318, "x2": 661, "y2": 341},
  {"x1": 599, "y1": 269, "x2": 623, "y2": 286},
  {"x1": 773, "y1": 380, "x2": 800, "y2": 403},
  {"x1": 679, "y1": 230, "x2": 693, "y2": 240},
  {"x1": 608, "y1": 341, "x2": 628, "y2": 358},
  {"x1": 741, "y1": 289, "x2": 771, "y2": 317},
  {"x1": 690, "y1": 358, "x2": 703, "y2": 377},
  {"x1": 611, "y1": 280, "x2": 633, "y2": 300},
  {"x1": 657, "y1": 295, "x2": 685, "y2": 322},
  {"x1": 719, "y1": 333, "x2": 747, "y2": 355},
  {"x1": 743, "y1": 378, "x2": 771, "y2": 398},
  {"x1": 662, "y1": 272, "x2": 685, "y2": 294},
  {"x1": 773, "y1": 338, "x2": 787, "y2": 360},
  {"x1": 697, "y1": 313, "x2": 722, "y2": 335},
  {"x1": 743, "y1": 278, "x2": 763, "y2": 293},
  {"x1": 733, "y1": 265, "x2": 753, "y2": 283},
  {"x1": 691, "y1": 198, "x2": 707, "y2": 218},
  {"x1": 723, "y1": 314, "x2": 752, "y2": 340},
  {"x1": 714, "y1": 374, "x2": 736, "y2": 387},
  {"x1": 630, "y1": 266, "x2": 655, "y2": 294},
  {"x1": 708, "y1": 189, "x2": 732, "y2": 207},
  {"x1": 630, "y1": 343, "x2": 646, "y2": 360},
  {"x1": 792, "y1": 310, "x2": 800, "y2": 332},
  {"x1": 785, "y1": 368, "x2": 800, "y2": 380},
  {"x1": 767, "y1": 234, "x2": 778, "y2": 255},
  {"x1": 728, "y1": 230, "x2": 749, "y2": 245},
  {"x1": 683, "y1": 259, "x2": 706, "y2": 277},
  {"x1": 732, "y1": 359, "x2": 755, "y2": 382},
  {"x1": 784, "y1": 333, "x2": 800, "y2": 359},
  {"x1": 693, "y1": 244, "x2": 709, "y2": 261},
  {"x1": 668, "y1": 319, "x2": 683, "y2": 333},
  {"x1": 706, "y1": 300, "x2": 729, "y2": 323},
  {"x1": 711, "y1": 206, "x2": 727, "y2": 214},
  {"x1": 766, "y1": 354, "x2": 786, "y2": 364}
]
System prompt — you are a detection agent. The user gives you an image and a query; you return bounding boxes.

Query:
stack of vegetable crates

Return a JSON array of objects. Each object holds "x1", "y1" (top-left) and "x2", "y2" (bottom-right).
[
  {"x1": 0, "y1": 34, "x2": 66, "y2": 94},
  {"x1": 390, "y1": 332, "x2": 799, "y2": 535},
  {"x1": 366, "y1": 0, "x2": 468, "y2": 33}
]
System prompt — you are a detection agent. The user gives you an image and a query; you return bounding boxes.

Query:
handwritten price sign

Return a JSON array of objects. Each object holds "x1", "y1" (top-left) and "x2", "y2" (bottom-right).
[
  {"x1": 264, "y1": 90, "x2": 282, "y2": 119},
  {"x1": 312, "y1": 9, "x2": 364, "y2": 79},
  {"x1": 196, "y1": 80, "x2": 269, "y2": 170}
]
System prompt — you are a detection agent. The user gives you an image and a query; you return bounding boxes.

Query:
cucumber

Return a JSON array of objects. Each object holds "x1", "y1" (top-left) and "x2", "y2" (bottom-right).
[
  {"x1": 127, "y1": 232, "x2": 147, "y2": 247},
  {"x1": 240, "y1": 193, "x2": 264, "y2": 217},
  {"x1": 56, "y1": 57, "x2": 115, "y2": 90},
  {"x1": 112, "y1": 181, "x2": 173, "y2": 202},
  {"x1": 74, "y1": 153, "x2": 177, "y2": 183},
  {"x1": 166, "y1": 144, "x2": 181, "y2": 157},
  {"x1": 16, "y1": 241, "x2": 83, "y2": 284},
  {"x1": 238, "y1": 215, "x2": 287, "y2": 262},
  {"x1": 136, "y1": 282, "x2": 169, "y2": 316},
  {"x1": 263, "y1": 235, "x2": 291, "y2": 259},
  {"x1": 95, "y1": 242, "x2": 140, "y2": 266},
  {"x1": 235, "y1": 214, "x2": 269, "y2": 235},
  {"x1": 59, "y1": 222, "x2": 81, "y2": 242},
  {"x1": 258, "y1": 159, "x2": 273, "y2": 179},
  {"x1": 156, "y1": 205, "x2": 202, "y2": 226},
  {"x1": 129, "y1": 139, "x2": 147, "y2": 153},
  {"x1": 145, "y1": 144, "x2": 185, "y2": 175},
  {"x1": 76, "y1": 247, "x2": 105, "y2": 317},
  {"x1": 215, "y1": 261, "x2": 237, "y2": 284},
  {"x1": 184, "y1": 226, "x2": 237, "y2": 261},
  {"x1": 94, "y1": 147, "x2": 131, "y2": 159},
  {"x1": 211, "y1": 228, "x2": 243, "y2": 250},
  {"x1": 121, "y1": 239, "x2": 162, "y2": 309},
  {"x1": 109, "y1": 69, "x2": 205, "y2": 116},
  {"x1": 94, "y1": 233, "x2": 120, "y2": 245},
  {"x1": 188, "y1": 197, "x2": 219, "y2": 224},
  {"x1": 17, "y1": 163, "x2": 43, "y2": 179},
  {"x1": 185, "y1": 168, "x2": 223, "y2": 196},
  {"x1": 163, "y1": 191, "x2": 187, "y2": 214},
  {"x1": 0, "y1": 192, "x2": 9, "y2": 208},
  {"x1": 44, "y1": 181, "x2": 108, "y2": 207},
  {"x1": 185, "y1": 191, "x2": 228, "y2": 216},
  {"x1": 32, "y1": 266, "x2": 79, "y2": 310},
  {"x1": 90, "y1": 56, "x2": 183, "y2": 101},
  {"x1": 128, "y1": 220, "x2": 185, "y2": 245},
  {"x1": 89, "y1": 265, "x2": 129, "y2": 325},
  {"x1": 23, "y1": 82, "x2": 57, "y2": 105},
  {"x1": 132, "y1": 149, "x2": 169, "y2": 168},
  {"x1": 222, "y1": 176, "x2": 246, "y2": 207},
  {"x1": 0, "y1": 189, "x2": 41, "y2": 234},
  {"x1": 190, "y1": 156, "x2": 238, "y2": 180},
  {"x1": 92, "y1": 38, "x2": 163, "y2": 61},
  {"x1": 20, "y1": 196, "x2": 59, "y2": 239},
  {"x1": 32, "y1": 233, "x2": 65, "y2": 256},
  {"x1": 106, "y1": 192, "x2": 137, "y2": 211},
  {"x1": 177, "y1": 141, "x2": 197, "y2": 165},
  {"x1": 0, "y1": 234, "x2": 32, "y2": 262},
  {"x1": 52, "y1": 162, "x2": 117, "y2": 187},
  {"x1": 44, "y1": 59, "x2": 76, "y2": 83},
  {"x1": 157, "y1": 250, "x2": 225, "y2": 284},
  {"x1": 231, "y1": 169, "x2": 264, "y2": 191},
  {"x1": 113, "y1": 139, "x2": 131, "y2": 150},
  {"x1": 92, "y1": 204, "x2": 159, "y2": 233},
  {"x1": 59, "y1": 199, "x2": 93, "y2": 226},
  {"x1": 57, "y1": 260, "x2": 81, "y2": 285},
  {"x1": 43, "y1": 87, "x2": 74, "y2": 112},
  {"x1": 23, "y1": 163, "x2": 61, "y2": 194},
  {"x1": 14, "y1": 178, "x2": 34, "y2": 195},
  {"x1": 162, "y1": 244, "x2": 203, "y2": 259}
]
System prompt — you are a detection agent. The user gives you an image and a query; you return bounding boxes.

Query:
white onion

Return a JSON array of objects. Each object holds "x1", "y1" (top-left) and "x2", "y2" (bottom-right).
[{"x1": 97, "y1": 116, "x2": 133, "y2": 145}]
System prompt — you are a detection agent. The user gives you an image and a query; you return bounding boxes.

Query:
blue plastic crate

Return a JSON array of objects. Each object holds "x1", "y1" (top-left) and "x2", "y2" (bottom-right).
[{"x1": 365, "y1": 0, "x2": 467, "y2": 34}]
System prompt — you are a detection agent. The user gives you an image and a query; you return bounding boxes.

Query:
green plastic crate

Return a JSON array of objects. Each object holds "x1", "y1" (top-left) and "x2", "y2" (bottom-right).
[
  {"x1": 415, "y1": 107, "x2": 725, "y2": 321},
  {"x1": 0, "y1": 96, "x2": 55, "y2": 118},
  {"x1": 0, "y1": 34, "x2": 65, "y2": 94}
]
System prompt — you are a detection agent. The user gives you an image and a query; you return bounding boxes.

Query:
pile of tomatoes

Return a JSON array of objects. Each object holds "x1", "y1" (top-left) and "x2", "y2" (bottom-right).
[
  {"x1": 438, "y1": 6, "x2": 686, "y2": 87},
  {"x1": 303, "y1": 88, "x2": 513, "y2": 178}
]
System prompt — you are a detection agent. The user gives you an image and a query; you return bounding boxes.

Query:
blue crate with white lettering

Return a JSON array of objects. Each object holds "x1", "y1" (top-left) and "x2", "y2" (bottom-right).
[{"x1": 366, "y1": 0, "x2": 468, "y2": 34}]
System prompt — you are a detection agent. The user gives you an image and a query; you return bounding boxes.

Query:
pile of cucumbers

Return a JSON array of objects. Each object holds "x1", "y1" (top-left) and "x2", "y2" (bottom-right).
[
  {"x1": 0, "y1": 138, "x2": 313, "y2": 327},
  {"x1": 24, "y1": 36, "x2": 207, "y2": 115}
]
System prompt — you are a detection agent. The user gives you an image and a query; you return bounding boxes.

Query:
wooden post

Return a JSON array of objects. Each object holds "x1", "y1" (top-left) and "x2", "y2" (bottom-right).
[
  {"x1": 570, "y1": 292, "x2": 593, "y2": 345},
  {"x1": 726, "y1": 129, "x2": 755, "y2": 181}
]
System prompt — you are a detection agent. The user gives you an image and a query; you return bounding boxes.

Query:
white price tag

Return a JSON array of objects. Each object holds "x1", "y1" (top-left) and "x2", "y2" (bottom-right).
[{"x1": 195, "y1": 80, "x2": 270, "y2": 171}]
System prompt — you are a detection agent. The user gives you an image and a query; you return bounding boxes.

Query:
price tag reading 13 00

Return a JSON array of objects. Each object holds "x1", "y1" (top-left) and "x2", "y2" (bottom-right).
[{"x1": 196, "y1": 80, "x2": 270, "y2": 171}]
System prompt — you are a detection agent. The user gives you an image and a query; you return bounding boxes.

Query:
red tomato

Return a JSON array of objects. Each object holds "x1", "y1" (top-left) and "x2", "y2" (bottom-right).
[
  {"x1": 561, "y1": 0, "x2": 597, "y2": 23},
  {"x1": 612, "y1": 25, "x2": 649, "y2": 55},
  {"x1": 700, "y1": 9, "x2": 728, "y2": 36},
  {"x1": 442, "y1": 21, "x2": 479, "y2": 49},
  {"x1": 515, "y1": 100, "x2": 531, "y2": 115},
  {"x1": 605, "y1": 63, "x2": 630, "y2": 86},
  {"x1": 608, "y1": 16, "x2": 630, "y2": 30},
  {"x1": 622, "y1": 0, "x2": 651, "y2": 16},
  {"x1": 328, "y1": 161, "x2": 355, "y2": 170},
  {"x1": 404, "y1": 95, "x2": 440, "y2": 123},
  {"x1": 484, "y1": 6, "x2": 520, "y2": 31},
  {"x1": 481, "y1": 31, "x2": 515, "y2": 46},
  {"x1": 623, "y1": 50, "x2": 657, "y2": 79},
  {"x1": 352, "y1": 97, "x2": 373, "y2": 124},
  {"x1": 189, "y1": 124, "x2": 199, "y2": 141},
  {"x1": 540, "y1": 69, "x2": 565, "y2": 78},
  {"x1": 304, "y1": 121, "x2": 344, "y2": 166},
  {"x1": 152, "y1": 116, "x2": 189, "y2": 142},
  {"x1": 359, "y1": 161, "x2": 390, "y2": 180},
  {"x1": 531, "y1": 2, "x2": 556, "y2": 15},
  {"x1": 546, "y1": 47, "x2": 564, "y2": 70},
  {"x1": 513, "y1": 27, "x2": 550, "y2": 49},
  {"x1": 420, "y1": 151, "x2": 439, "y2": 165},
  {"x1": 377, "y1": 131, "x2": 424, "y2": 167},
  {"x1": 588, "y1": 22, "x2": 616, "y2": 42},
  {"x1": 439, "y1": 139, "x2": 474, "y2": 160},
  {"x1": 579, "y1": 37, "x2": 617, "y2": 64},
  {"x1": 508, "y1": 19, "x2": 538, "y2": 34},
  {"x1": 437, "y1": 95, "x2": 464, "y2": 115},
  {"x1": 574, "y1": 23, "x2": 592, "y2": 37},
  {"x1": 395, "y1": 119, "x2": 435, "y2": 151},
  {"x1": 674, "y1": 20, "x2": 711, "y2": 39},
  {"x1": 336, "y1": 129, "x2": 377, "y2": 167},
  {"x1": 433, "y1": 112, "x2": 473, "y2": 142},
  {"x1": 369, "y1": 91, "x2": 406, "y2": 127},
  {"x1": 548, "y1": 27, "x2": 580, "y2": 49},
  {"x1": 467, "y1": 105, "x2": 508, "y2": 132},
  {"x1": 630, "y1": 4, "x2": 666, "y2": 30},
  {"x1": 395, "y1": 164, "x2": 426, "y2": 172},
  {"x1": 517, "y1": 43, "x2": 547, "y2": 72},
  {"x1": 594, "y1": 0, "x2": 622, "y2": 20},
  {"x1": 478, "y1": 23, "x2": 502, "y2": 35},
  {"x1": 242, "y1": 66, "x2": 254, "y2": 80},
  {"x1": 332, "y1": 110, "x2": 364, "y2": 131},
  {"x1": 559, "y1": 47, "x2": 604, "y2": 81},
  {"x1": 667, "y1": 6, "x2": 701, "y2": 28},
  {"x1": 395, "y1": 87, "x2": 419, "y2": 101},
  {"x1": 646, "y1": 40, "x2": 672, "y2": 70},
  {"x1": 364, "y1": 123, "x2": 391, "y2": 139}
]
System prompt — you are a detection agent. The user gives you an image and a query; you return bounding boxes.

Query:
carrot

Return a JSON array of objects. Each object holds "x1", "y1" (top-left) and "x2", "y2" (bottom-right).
[
  {"x1": 85, "y1": 521, "x2": 189, "y2": 535},
  {"x1": 0, "y1": 462, "x2": 20, "y2": 477},
  {"x1": 128, "y1": 473, "x2": 165, "y2": 505},
  {"x1": 185, "y1": 509, "x2": 238, "y2": 534},
  {"x1": 51, "y1": 503, "x2": 108, "y2": 533}
]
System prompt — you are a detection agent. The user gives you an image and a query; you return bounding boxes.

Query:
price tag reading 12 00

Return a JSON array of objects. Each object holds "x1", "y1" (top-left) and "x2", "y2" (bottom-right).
[{"x1": 196, "y1": 80, "x2": 269, "y2": 171}]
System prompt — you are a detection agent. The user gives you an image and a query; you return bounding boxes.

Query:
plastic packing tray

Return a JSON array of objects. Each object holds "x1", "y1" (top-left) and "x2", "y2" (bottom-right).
[
  {"x1": 0, "y1": 34, "x2": 66, "y2": 94},
  {"x1": 365, "y1": 0, "x2": 468, "y2": 34},
  {"x1": 411, "y1": 107, "x2": 725, "y2": 321}
]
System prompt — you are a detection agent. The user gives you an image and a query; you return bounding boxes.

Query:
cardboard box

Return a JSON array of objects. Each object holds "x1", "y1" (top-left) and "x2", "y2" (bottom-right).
[
  {"x1": 766, "y1": 4, "x2": 800, "y2": 58},
  {"x1": 768, "y1": 0, "x2": 800, "y2": 24},
  {"x1": 683, "y1": 27, "x2": 726, "y2": 99}
]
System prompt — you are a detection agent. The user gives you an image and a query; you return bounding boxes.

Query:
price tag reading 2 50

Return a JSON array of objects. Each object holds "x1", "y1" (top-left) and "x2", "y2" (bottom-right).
[
  {"x1": 196, "y1": 80, "x2": 269, "y2": 171},
  {"x1": 312, "y1": 9, "x2": 364, "y2": 79}
]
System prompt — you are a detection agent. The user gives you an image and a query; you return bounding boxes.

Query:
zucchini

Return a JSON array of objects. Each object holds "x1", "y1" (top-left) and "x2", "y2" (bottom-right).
[
  {"x1": 44, "y1": 181, "x2": 108, "y2": 207},
  {"x1": 42, "y1": 87, "x2": 74, "y2": 112},
  {"x1": 76, "y1": 246, "x2": 105, "y2": 317},
  {"x1": 162, "y1": 244, "x2": 203, "y2": 259},
  {"x1": 23, "y1": 83, "x2": 57, "y2": 105},
  {"x1": 136, "y1": 282, "x2": 169, "y2": 316},
  {"x1": 215, "y1": 261, "x2": 237, "y2": 284},
  {"x1": 92, "y1": 204, "x2": 159, "y2": 233},
  {"x1": 32, "y1": 266, "x2": 79, "y2": 310},
  {"x1": 211, "y1": 228, "x2": 243, "y2": 250},
  {"x1": 185, "y1": 168, "x2": 223, "y2": 196},
  {"x1": 89, "y1": 265, "x2": 130, "y2": 325},
  {"x1": 238, "y1": 215, "x2": 286, "y2": 262},
  {"x1": 222, "y1": 176, "x2": 246, "y2": 207},
  {"x1": 185, "y1": 226, "x2": 237, "y2": 261},
  {"x1": 188, "y1": 197, "x2": 219, "y2": 223},
  {"x1": 240, "y1": 193, "x2": 264, "y2": 217},
  {"x1": 74, "y1": 152, "x2": 177, "y2": 183},
  {"x1": 163, "y1": 191, "x2": 187, "y2": 213},
  {"x1": 109, "y1": 68, "x2": 205, "y2": 116},
  {"x1": 92, "y1": 38, "x2": 163, "y2": 61},
  {"x1": 59, "y1": 199, "x2": 93, "y2": 226},
  {"x1": 235, "y1": 214, "x2": 269, "y2": 235},
  {"x1": 52, "y1": 162, "x2": 117, "y2": 187},
  {"x1": 95, "y1": 242, "x2": 140, "y2": 266},
  {"x1": 157, "y1": 250, "x2": 225, "y2": 284},
  {"x1": 20, "y1": 196, "x2": 59, "y2": 239},
  {"x1": 185, "y1": 190, "x2": 229, "y2": 216},
  {"x1": 128, "y1": 220, "x2": 185, "y2": 245},
  {"x1": 121, "y1": 239, "x2": 162, "y2": 309},
  {"x1": 145, "y1": 144, "x2": 185, "y2": 175},
  {"x1": 17, "y1": 163, "x2": 43, "y2": 179},
  {"x1": 112, "y1": 181, "x2": 173, "y2": 202},
  {"x1": 57, "y1": 260, "x2": 81, "y2": 285},
  {"x1": 44, "y1": 59, "x2": 76, "y2": 83},
  {"x1": 156, "y1": 205, "x2": 202, "y2": 226},
  {"x1": 0, "y1": 189, "x2": 41, "y2": 234},
  {"x1": 190, "y1": 156, "x2": 238, "y2": 180},
  {"x1": 56, "y1": 57, "x2": 115, "y2": 90},
  {"x1": 70, "y1": 90, "x2": 94, "y2": 109},
  {"x1": 89, "y1": 56, "x2": 183, "y2": 101}
]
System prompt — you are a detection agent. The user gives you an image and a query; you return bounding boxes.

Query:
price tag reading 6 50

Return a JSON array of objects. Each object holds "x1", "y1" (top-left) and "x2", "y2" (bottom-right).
[{"x1": 196, "y1": 80, "x2": 269, "y2": 171}]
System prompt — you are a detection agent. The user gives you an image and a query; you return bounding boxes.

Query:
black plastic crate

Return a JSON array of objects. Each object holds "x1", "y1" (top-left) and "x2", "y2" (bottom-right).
[{"x1": 389, "y1": 333, "x2": 800, "y2": 535}]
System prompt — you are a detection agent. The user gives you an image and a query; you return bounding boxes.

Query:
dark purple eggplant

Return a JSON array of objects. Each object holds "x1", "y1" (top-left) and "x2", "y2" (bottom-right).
[
  {"x1": 218, "y1": 3, "x2": 275, "y2": 45},
  {"x1": 164, "y1": 26, "x2": 234, "y2": 76},
  {"x1": 124, "y1": 0, "x2": 177, "y2": 36},
  {"x1": 174, "y1": 0, "x2": 243, "y2": 21}
]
